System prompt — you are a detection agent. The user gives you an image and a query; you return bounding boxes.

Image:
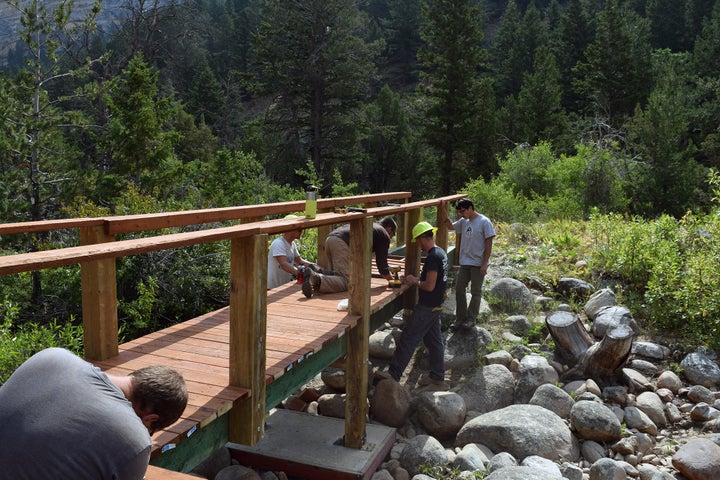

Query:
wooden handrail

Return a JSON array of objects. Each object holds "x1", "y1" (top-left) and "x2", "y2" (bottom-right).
[
  {"x1": 0, "y1": 192, "x2": 412, "y2": 236},
  {"x1": 0, "y1": 195, "x2": 465, "y2": 276}
]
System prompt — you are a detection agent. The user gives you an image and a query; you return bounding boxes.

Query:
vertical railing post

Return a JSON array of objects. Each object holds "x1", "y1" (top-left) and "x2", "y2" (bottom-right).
[
  {"x1": 396, "y1": 197, "x2": 408, "y2": 251},
  {"x1": 435, "y1": 200, "x2": 449, "y2": 254},
  {"x1": 229, "y1": 233, "x2": 267, "y2": 446},
  {"x1": 403, "y1": 208, "x2": 422, "y2": 310},
  {"x1": 80, "y1": 225, "x2": 118, "y2": 361},
  {"x1": 317, "y1": 208, "x2": 332, "y2": 269},
  {"x1": 344, "y1": 216, "x2": 372, "y2": 448}
]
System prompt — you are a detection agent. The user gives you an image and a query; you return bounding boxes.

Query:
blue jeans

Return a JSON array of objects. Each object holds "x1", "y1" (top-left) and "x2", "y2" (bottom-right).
[
  {"x1": 455, "y1": 265, "x2": 485, "y2": 324},
  {"x1": 388, "y1": 304, "x2": 445, "y2": 381}
]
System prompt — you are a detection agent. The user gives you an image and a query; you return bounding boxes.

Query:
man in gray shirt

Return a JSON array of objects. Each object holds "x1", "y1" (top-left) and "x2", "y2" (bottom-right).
[
  {"x1": 0, "y1": 347, "x2": 187, "y2": 480},
  {"x1": 443, "y1": 198, "x2": 495, "y2": 329}
]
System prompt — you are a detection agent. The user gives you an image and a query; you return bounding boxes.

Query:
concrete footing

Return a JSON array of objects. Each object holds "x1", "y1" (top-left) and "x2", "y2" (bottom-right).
[{"x1": 227, "y1": 409, "x2": 396, "y2": 480}]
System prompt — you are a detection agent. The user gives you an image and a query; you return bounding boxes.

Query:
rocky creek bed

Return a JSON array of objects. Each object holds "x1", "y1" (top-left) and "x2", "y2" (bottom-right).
[{"x1": 188, "y1": 263, "x2": 720, "y2": 480}]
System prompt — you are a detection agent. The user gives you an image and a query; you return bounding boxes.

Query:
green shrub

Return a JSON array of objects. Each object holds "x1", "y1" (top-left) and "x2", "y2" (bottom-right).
[
  {"x1": 587, "y1": 210, "x2": 720, "y2": 349},
  {"x1": 463, "y1": 177, "x2": 535, "y2": 224},
  {"x1": 0, "y1": 301, "x2": 83, "y2": 382}
]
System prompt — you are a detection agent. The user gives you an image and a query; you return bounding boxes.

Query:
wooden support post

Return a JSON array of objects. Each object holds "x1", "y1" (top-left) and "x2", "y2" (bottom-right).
[
  {"x1": 317, "y1": 209, "x2": 332, "y2": 269},
  {"x1": 80, "y1": 225, "x2": 118, "y2": 361},
  {"x1": 344, "y1": 216, "x2": 372, "y2": 449},
  {"x1": 396, "y1": 198, "x2": 408, "y2": 251},
  {"x1": 435, "y1": 202, "x2": 449, "y2": 254},
  {"x1": 403, "y1": 208, "x2": 422, "y2": 310},
  {"x1": 229, "y1": 234, "x2": 268, "y2": 446}
]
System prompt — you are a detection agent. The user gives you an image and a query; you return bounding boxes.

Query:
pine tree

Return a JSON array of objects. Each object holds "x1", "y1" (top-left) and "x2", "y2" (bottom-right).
[
  {"x1": 626, "y1": 51, "x2": 704, "y2": 216},
  {"x1": 418, "y1": 0, "x2": 491, "y2": 193},
  {"x1": 550, "y1": 0, "x2": 595, "y2": 110},
  {"x1": 100, "y1": 53, "x2": 178, "y2": 191},
  {"x1": 492, "y1": 1, "x2": 547, "y2": 101},
  {"x1": 382, "y1": 0, "x2": 423, "y2": 84},
  {"x1": 0, "y1": 0, "x2": 103, "y2": 306},
  {"x1": 647, "y1": 0, "x2": 692, "y2": 51},
  {"x1": 517, "y1": 46, "x2": 566, "y2": 145},
  {"x1": 253, "y1": 0, "x2": 381, "y2": 188},
  {"x1": 490, "y1": 0, "x2": 523, "y2": 99},
  {"x1": 572, "y1": 0, "x2": 653, "y2": 122},
  {"x1": 693, "y1": 0, "x2": 720, "y2": 77},
  {"x1": 362, "y1": 84, "x2": 416, "y2": 193}
]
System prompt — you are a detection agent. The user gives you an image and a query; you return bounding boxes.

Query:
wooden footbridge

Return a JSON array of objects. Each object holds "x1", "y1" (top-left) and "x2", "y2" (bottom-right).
[{"x1": 0, "y1": 192, "x2": 464, "y2": 478}]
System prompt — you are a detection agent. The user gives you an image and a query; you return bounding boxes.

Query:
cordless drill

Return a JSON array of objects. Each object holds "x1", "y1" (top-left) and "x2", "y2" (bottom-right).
[{"x1": 388, "y1": 266, "x2": 402, "y2": 288}]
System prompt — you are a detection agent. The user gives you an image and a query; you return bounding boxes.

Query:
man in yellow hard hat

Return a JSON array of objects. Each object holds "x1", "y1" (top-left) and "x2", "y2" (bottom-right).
[{"x1": 380, "y1": 221, "x2": 449, "y2": 389}]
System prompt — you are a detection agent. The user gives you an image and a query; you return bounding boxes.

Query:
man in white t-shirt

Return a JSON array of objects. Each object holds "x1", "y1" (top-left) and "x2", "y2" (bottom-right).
[
  {"x1": 442, "y1": 198, "x2": 495, "y2": 329},
  {"x1": 267, "y1": 215, "x2": 315, "y2": 289}
]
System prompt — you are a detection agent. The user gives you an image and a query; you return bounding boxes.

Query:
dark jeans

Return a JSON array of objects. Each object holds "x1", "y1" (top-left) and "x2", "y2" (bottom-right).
[
  {"x1": 388, "y1": 304, "x2": 445, "y2": 381},
  {"x1": 455, "y1": 265, "x2": 485, "y2": 324}
]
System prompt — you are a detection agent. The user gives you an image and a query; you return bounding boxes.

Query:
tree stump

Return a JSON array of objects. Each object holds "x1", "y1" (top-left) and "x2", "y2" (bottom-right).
[
  {"x1": 546, "y1": 310, "x2": 634, "y2": 383},
  {"x1": 546, "y1": 311, "x2": 593, "y2": 362},
  {"x1": 586, "y1": 323, "x2": 634, "y2": 377}
]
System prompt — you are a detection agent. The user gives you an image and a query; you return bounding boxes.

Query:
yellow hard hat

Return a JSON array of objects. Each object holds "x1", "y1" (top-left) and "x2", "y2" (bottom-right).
[{"x1": 412, "y1": 221, "x2": 437, "y2": 240}]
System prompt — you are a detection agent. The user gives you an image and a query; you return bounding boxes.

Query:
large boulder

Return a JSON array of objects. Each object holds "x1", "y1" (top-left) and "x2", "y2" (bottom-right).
[
  {"x1": 681, "y1": 351, "x2": 720, "y2": 388},
  {"x1": 556, "y1": 277, "x2": 595, "y2": 300},
  {"x1": 569, "y1": 400, "x2": 623, "y2": 442},
  {"x1": 398, "y1": 434, "x2": 448, "y2": 476},
  {"x1": 445, "y1": 326, "x2": 494, "y2": 370},
  {"x1": 484, "y1": 465, "x2": 562, "y2": 479},
  {"x1": 514, "y1": 354, "x2": 559, "y2": 404},
  {"x1": 583, "y1": 288, "x2": 617, "y2": 320},
  {"x1": 415, "y1": 391, "x2": 466, "y2": 439},
  {"x1": 455, "y1": 404, "x2": 580, "y2": 462},
  {"x1": 529, "y1": 383, "x2": 575, "y2": 419},
  {"x1": 487, "y1": 278, "x2": 533, "y2": 313},
  {"x1": 592, "y1": 305, "x2": 639, "y2": 338},
  {"x1": 370, "y1": 379, "x2": 411, "y2": 427},
  {"x1": 458, "y1": 363, "x2": 515, "y2": 414},
  {"x1": 672, "y1": 438, "x2": 720, "y2": 480}
]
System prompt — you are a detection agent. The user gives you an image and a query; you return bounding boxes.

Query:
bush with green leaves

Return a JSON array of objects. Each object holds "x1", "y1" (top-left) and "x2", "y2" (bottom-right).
[
  {"x1": 0, "y1": 300, "x2": 83, "y2": 382},
  {"x1": 587, "y1": 205, "x2": 720, "y2": 349},
  {"x1": 466, "y1": 141, "x2": 631, "y2": 224}
]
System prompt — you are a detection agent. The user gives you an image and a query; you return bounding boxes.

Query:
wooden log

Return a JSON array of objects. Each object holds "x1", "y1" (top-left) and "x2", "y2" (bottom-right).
[
  {"x1": 586, "y1": 324, "x2": 634, "y2": 377},
  {"x1": 546, "y1": 310, "x2": 593, "y2": 362}
]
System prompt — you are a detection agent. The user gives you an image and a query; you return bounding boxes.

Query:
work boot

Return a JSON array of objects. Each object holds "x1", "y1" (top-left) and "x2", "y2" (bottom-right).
[
  {"x1": 373, "y1": 369, "x2": 395, "y2": 382},
  {"x1": 451, "y1": 317, "x2": 475, "y2": 331},
  {"x1": 417, "y1": 373, "x2": 447, "y2": 390},
  {"x1": 302, "y1": 269, "x2": 321, "y2": 298}
]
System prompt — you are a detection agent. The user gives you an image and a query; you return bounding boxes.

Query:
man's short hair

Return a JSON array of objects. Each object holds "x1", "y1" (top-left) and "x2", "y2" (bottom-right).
[
  {"x1": 455, "y1": 198, "x2": 474, "y2": 211},
  {"x1": 131, "y1": 366, "x2": 188, "y2": 431},
  {"x1": 380, "y1": 216, "x2": 397, "y2": 234}
]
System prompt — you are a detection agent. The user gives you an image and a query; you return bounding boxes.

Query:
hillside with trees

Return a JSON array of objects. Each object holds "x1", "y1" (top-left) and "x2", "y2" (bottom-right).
[{"x1": 2, "y1": 0, "x2": 720, "y2": 350}]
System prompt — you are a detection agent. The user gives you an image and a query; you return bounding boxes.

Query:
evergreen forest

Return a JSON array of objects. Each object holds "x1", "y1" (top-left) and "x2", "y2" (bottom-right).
[{"x1": 2, "y1": 0, "x2": 720, "y2": 363}]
